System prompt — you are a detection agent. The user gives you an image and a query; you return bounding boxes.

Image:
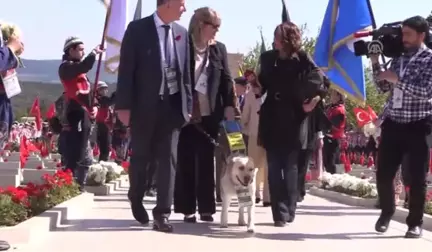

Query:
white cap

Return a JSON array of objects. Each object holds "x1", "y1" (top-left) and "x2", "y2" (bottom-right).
[{"x1": 63, "y1": 36, "x2": 83, "y2": 52}]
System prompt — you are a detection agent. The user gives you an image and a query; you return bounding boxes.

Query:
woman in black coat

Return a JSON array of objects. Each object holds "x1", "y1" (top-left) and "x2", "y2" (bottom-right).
[
  {"x1": 173, "y1": 7, "x2": 236, "y2": 223},
  {"x1": 257, "y1": 22, "x2": 328, "y2": 227}
]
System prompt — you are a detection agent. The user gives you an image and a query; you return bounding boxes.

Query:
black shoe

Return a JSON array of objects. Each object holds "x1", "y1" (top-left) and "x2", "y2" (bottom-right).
[
  {"x1": 0, "y1": 241, "x2": 10, "y2": 251},
  {"x1": 375, "y1": 216, "x2": 390, "y2": 233},
  {"x1": 274, "y1": 221, "x2": 286, "y2": 227},
  {"x1": 200, "y1": 215, "x2": 214, "y2": 222},
  {"x1": 183, "y1": 215, "x2": 197, "y2": 223},
  {"x1": 297, "y1": 196, "x2": 304, "y2": 203},
  {"x1": 153, "y1": 218, "x2": 173, "y2": 233},
  {"x1": 403, "y1": 201, "x2": 409, "y2": 209},
  {"x1": 287, "y1": 214, "x2": 296, "y2": 223},
  {"x1": 405, "y1": 226, "x2": 422, "y2": 238},
  {"x1": 255, "y1": 198, "x2": 261, "y2": 204},
  {"x1": 263, "y1": 202, "x2": 271, "y2": 207},
  {"x1": 130, "y1": 201, "x2": 150, "y2": 225}
]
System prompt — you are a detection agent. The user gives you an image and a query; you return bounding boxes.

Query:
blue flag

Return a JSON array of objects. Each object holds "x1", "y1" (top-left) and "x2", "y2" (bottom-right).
[{"x1": 314, "y1": 0, "x2": 373, "y2": 103}]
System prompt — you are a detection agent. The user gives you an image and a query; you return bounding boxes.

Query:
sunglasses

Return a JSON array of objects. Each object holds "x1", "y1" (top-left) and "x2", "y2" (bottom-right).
[{"x1": 204, "y1": 21, "x2": 220, "y2": 29}]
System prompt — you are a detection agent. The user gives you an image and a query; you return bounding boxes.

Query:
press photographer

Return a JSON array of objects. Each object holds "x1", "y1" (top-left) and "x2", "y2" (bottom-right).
[
  {"x1": 354, "y1": 19, "x2": 432, "y2": 58},
  {"x1": 369, "y1": 15, "x2": 432, "y2": 239}
]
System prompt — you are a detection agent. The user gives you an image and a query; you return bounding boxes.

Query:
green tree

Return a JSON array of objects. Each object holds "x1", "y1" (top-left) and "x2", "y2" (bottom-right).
[
  {"x1": 427, "y1": 11, "x2": 432, "y2": 24},
  {"x1": 240, "y1": 23, "x2": 387, "y2": 128}
]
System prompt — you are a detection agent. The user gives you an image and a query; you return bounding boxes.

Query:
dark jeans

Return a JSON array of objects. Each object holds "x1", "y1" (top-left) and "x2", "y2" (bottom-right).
[
  {"x1": 58, "y1": 131, "x2": 68, "y2": 165},
  {"x1": 298, "y1": 149, "x2": 313, "y2": 198},
  {"x1": 65, "y1": 109, "x2": 91, "y2": 189},
  {"x1": 96, "y1": 122, "x2": 110, "y2": 161},
  {"x1": 0, "y1": 94, "x2": 12, "y2": 148},
  {"x1": 266, "y1": 148, "x2": 299, "y2": 222},
  {"x1": 174, "y1": 116, "x2": 218, "y2": 215},
  {"x1": 377, "y1": 119, "x2": 429, "y2": 227},
  {"x1": 323, "y1": 136, "x2": 339, "y2": 174}
]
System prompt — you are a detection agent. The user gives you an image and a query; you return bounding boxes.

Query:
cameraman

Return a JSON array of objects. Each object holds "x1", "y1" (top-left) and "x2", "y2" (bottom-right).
[{"x1": 370, "y1": 15, "x2": 432, "y2": 239}]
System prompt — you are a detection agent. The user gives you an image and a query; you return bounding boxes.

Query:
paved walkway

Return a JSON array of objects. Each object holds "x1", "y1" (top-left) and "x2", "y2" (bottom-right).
[{"x1": 16, "y1": 181, "x2": 432, "y2": 252}]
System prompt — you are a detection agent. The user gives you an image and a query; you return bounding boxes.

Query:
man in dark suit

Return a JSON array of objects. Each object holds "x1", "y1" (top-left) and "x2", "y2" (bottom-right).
[{"x1": 115, "y1": 0, "x2": 191, "y2": 233}]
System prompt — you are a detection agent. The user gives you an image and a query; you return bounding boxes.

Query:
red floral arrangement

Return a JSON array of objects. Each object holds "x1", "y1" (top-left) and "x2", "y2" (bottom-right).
[{"x1": 0, "y1": 169, "x2": 79, "y2": 226}]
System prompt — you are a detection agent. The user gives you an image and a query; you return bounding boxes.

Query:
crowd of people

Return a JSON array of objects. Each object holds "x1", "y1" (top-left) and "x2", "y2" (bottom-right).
[{"x1": 1, "y1": 1, "x2": 432, "y2": 249}]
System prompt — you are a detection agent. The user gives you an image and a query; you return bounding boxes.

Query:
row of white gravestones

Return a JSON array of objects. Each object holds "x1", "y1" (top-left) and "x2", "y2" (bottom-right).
[{"x1": 0, "y1": 151, "x2": 63, "y2": 187}]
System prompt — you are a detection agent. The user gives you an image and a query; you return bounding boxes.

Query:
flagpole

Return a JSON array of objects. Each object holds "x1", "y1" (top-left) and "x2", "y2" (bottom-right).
[
  {"x1": 91, "y1": 3, "x2": 112, "y2": 107},
  {"x1": 366, "y1": 0, "x2": 387, "y2": 69}
]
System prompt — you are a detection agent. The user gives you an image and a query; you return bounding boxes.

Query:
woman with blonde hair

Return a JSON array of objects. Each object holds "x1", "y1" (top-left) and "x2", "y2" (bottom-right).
[{"x1": 174, "y1": 7, "x2": 236, "y2": 223}]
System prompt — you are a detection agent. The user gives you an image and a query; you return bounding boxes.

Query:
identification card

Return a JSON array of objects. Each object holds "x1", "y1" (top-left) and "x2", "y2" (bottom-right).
[
  {"x1": 392, "y1": 88, "x2": 403, "y2": 109},
  {"x1": 165, "y1": 67, "x2": 179, "y2": 95},
  {"x1": 1, "y1": 69, "x2": 22, "y2": 98},
  {"x1": 235, "y1": 186, "x2": 253, "y2": 207},
  {"x1": 195, "y1": 72, "x2": 208, "y2": 95}
]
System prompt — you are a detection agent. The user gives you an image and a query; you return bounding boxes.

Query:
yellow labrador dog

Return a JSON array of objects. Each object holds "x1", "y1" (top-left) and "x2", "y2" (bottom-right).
[{"x1": 220, "y1": 153, "x2": 258, "y2": 233}]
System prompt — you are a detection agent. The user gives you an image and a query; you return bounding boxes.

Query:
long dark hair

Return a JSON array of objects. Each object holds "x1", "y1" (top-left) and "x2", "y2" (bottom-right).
[{"x1": 274, "y1": 22, "x2": 302, "y2": 56}]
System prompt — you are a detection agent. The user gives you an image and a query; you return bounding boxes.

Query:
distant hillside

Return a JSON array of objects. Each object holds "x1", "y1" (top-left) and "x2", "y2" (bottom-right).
[
  {"x1": 12, "y1": 53, "x2": 243, "y2": 118},
  {"x1": 17, "y1": 53, "x2": 243, "y2": 84},
  {"x1": 17, "y1": 59, "x2": 118, "y2": 83}
]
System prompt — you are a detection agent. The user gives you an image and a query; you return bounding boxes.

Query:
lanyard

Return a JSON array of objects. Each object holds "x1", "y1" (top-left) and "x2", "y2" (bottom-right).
[{"x1": 399, "y1": 46, "x2": 425, "y2": 78}]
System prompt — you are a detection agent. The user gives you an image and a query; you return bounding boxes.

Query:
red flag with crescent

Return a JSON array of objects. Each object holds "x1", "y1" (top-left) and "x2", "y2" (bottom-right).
[
  {"x1": 353, "y1": 107, "x2": 372, "y2": 128},
  {"x1": 367, "y1": 106, "x2": 378, "y2": 121}
]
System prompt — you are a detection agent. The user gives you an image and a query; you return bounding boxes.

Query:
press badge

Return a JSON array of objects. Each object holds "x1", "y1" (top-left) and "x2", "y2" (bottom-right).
[
  {"x1": 1, "y1": 69, "x2": 22, "y2": 98},
  {"x1": 165, "y1": 67, "x2": 179, "y2": 95},
  {"x1": 392, "y1": 88, "x2": 403, "y2": 109}
]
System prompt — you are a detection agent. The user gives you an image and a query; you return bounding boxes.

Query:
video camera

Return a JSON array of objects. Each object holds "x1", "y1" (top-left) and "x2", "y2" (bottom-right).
[{"x1": 353, "y1": 21, "x2": 432, "y2": 58}]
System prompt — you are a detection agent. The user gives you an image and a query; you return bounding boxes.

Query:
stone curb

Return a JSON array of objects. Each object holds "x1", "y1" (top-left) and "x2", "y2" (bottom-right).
[
  {"x1": 309, "y1": 187, "x2": 432, "y2": 231},
  {"x1": 84, "y1": 176, "x2": 127, "y2": 196},
  {"x1": 308, "y1": 187, "x2": 377, "y2": 208},
  {"x1": 0, "y1": 192, "x2": 94, "y2": 246}
]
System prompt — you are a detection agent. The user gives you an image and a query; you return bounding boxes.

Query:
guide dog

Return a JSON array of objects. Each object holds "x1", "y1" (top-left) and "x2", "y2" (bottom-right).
[{"x1": 220, "y1": 153, "x2": 258, "y2": 233}]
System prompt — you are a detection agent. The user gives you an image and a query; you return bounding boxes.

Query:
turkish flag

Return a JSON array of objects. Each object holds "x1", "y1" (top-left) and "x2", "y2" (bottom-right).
[
  {"x1": 353, "y1": 107, "x2": 372, "y2": 128},
  {"x1": 30, "y1": 97, "x2": 42, "y2": 131},
  {"x1": 367, "y1": 106, "x2": 378, "y2": 121},
  {"x1": 46, "y1": 103, "x2": 56, "y2": 119}
]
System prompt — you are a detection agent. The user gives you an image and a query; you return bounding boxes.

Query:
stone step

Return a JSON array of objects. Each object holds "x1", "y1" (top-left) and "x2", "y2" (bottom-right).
[
  {"x1": 23, "y1": 160, "x2": 45, "y2": 169},
  {"x1": 0, "y1": 174, "x2": 20, "y2": 187},
  {"x1": 22, "y1": 169, "x2": 57, "y2": 184},
  {"x1": 0, "y1": 161, "x2": 20, "y2": 170}
]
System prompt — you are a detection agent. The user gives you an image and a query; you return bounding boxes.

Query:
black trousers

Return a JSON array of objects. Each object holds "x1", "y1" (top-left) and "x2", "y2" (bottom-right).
[
  {"x1": 65, "y1": 109, "x2": 91, "y2": 188},
  {"x1": 298, "y1": 149, "x2": 313, "y2": 198},
  {"x1": 174, "y1": 116, "x2": 219, "y2": 215},
  {"x1": 266, "y1": 148, "x2": 299, "y2": 222},
  {"x1": 146, "y1": 157, "x2": 157, "y2": 191},
  {"x1": 323, "y1": 136, "x2": 339, "y2": 174},
  {"x1": 96, "y1": 122, "x2": 110, "y2": 162},
  {"x1": 128, "y1": 95, "x2": 182, "y2": 219},
  {"x1": 377, "y1": 119, "x2": 429, "y2": 227}
]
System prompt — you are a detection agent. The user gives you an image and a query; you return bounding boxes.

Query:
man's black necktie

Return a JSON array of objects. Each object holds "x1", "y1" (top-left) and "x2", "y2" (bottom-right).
[{"x1": 162, "y1": 25, "x2": 171, "y2": 67}]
